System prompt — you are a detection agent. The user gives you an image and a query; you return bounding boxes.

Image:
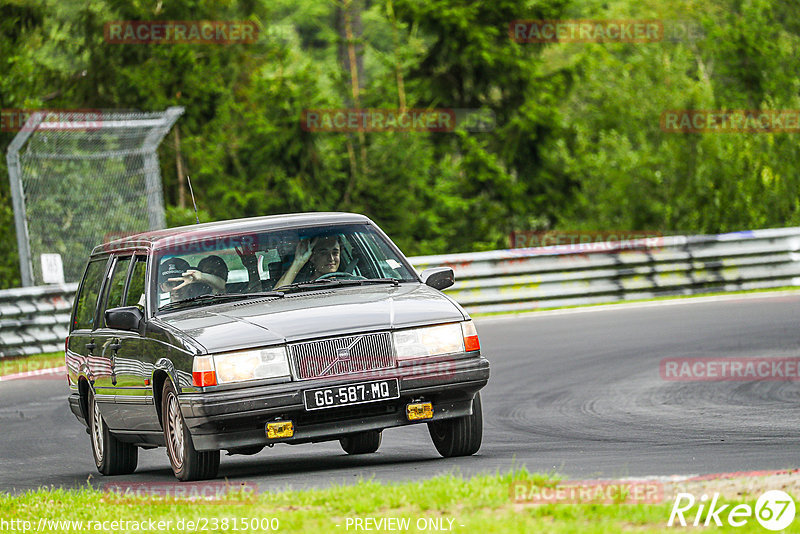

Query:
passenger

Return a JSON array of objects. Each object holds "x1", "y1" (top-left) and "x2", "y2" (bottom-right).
[
  {"x1": 166, "y1": 255, "x2": 228, "y2": 295},
  {"x1": 197, "y1": 255, "x2": 229, "y2": 292},
  {"x1": 274, "y1": 236, "x2": 341, "y2": 288}
]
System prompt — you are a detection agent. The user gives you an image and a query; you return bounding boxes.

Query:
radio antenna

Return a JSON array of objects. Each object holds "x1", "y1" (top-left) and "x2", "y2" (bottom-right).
[{"x1": 186, "y1": 175, "x2": 200, "y2": 224}]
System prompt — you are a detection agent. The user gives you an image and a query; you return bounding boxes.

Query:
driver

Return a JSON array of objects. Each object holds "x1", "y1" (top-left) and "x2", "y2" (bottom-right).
[{"x1": 274, "y1": 236, "x2": 341, "y2": 288}]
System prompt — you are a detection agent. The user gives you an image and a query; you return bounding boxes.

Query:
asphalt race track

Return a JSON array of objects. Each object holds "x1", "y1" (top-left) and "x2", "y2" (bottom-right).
[{"x1": 2, "y1": 292, "x2": 800, "y2": 493}]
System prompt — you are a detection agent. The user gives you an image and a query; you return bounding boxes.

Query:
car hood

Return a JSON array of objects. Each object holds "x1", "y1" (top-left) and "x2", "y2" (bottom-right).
[{"x1": 157, "y1": 283, "x2": 466, "y2": 353}]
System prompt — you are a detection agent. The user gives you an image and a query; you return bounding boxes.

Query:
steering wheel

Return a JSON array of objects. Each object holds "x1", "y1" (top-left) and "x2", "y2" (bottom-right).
[{"x1": 315, "y1": 272, "x2": 366, "y2": 281}]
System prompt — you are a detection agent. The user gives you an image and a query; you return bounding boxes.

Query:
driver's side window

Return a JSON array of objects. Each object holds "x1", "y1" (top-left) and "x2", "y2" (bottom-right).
[{"x1": 124, "y1": 256, "x2": 147, "y2": 311}]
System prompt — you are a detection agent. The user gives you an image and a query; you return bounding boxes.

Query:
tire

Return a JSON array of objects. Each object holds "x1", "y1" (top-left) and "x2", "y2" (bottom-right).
[
  {"x1": 428, "y1": 392, "x2": 483, "y2": 457},
  {"x1": 88, "y1": 388, "x2": 138, "y2": 475},
  {"x1": 162, "y1": 380, "x2": 220, "y2": 481},
  {"x1": 340, "y1": 430, "x2": 382, "y2": 455}
]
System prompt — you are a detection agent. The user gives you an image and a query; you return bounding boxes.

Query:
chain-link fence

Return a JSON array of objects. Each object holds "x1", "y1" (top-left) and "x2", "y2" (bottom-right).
[{"x1": 6, "y1": 107, "x2": 183, "y2": 286}]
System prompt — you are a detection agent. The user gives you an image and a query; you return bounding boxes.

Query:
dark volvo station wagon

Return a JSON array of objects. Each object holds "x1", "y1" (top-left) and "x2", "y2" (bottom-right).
[{"x1": 67, "y1": 213, "x2": 490, "y2": 480}]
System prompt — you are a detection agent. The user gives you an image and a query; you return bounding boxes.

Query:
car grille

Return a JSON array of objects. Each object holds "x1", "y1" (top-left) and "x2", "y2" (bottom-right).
[{"x1": 289, "y1": 332, "x2": 394, "y2": 380}]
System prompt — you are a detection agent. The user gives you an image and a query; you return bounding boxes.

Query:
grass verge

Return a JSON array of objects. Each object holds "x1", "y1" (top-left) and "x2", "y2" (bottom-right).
[{"x1": 0, "y1": 469, "x2": 791, "y2": 533}]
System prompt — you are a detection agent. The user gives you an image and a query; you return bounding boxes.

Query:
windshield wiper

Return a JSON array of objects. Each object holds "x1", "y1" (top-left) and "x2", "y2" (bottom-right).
[
  {"x1": 273, "y1": 279, "x2": 352, "y2": 292},
  {"x1": 274, "y1": 278, "x2": 400, "y2": 293},
  {"x1": 358, "y1": 278, "x2": 400, "y2": 286},
  {"x1": 159, "y1": 291, "x2": 284, "y2": 311}
]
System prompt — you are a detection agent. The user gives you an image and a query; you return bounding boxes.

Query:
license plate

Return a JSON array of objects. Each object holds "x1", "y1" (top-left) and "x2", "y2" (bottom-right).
[{"x1": 303, "y1": 379, "x2": 399, "y2": 411}]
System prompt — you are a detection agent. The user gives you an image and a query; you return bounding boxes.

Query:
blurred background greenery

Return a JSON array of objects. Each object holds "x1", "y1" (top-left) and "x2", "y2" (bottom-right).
[{"x1": 1, "y1": 0, "x2": 798, "y2": 288}]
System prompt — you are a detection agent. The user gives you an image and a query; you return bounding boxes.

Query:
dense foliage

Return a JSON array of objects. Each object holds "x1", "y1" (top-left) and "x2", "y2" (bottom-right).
[{"x1": 1, "y1": 0, "x2": 798, "y2": 287}]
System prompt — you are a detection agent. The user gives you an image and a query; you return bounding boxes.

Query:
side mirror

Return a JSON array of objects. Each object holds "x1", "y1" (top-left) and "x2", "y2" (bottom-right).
[
  {"x1": 105, "y1": 306, "x2": 144, "y2": 332},
  {"x1": 420, "y1": 267, "x2": 455, "y2": 291}
]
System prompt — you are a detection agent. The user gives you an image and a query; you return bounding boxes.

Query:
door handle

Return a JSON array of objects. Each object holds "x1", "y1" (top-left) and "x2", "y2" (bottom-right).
[{"x1": 110, "y1": 342, "x2": 118, "y2": 385}]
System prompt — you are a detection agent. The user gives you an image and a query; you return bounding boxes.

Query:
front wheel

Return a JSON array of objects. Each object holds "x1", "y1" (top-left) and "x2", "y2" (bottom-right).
[
  {"x1": 88, "y1": 388, "x2": 138, "y2": 475},
  {"x1": 340, "y1": 430, "x2": 382, "y2": 454},
  {"x1": 428, "y1": 392, "x2": 483, "y2": 457},
  {"x1": 162, "y1": 380, "x2": 219, "y2": 481}
]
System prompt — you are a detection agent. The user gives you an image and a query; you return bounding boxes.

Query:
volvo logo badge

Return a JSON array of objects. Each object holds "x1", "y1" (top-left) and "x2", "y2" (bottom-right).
[{"x1": 318, "y1": 337, "x2": 363, "y2": 377}]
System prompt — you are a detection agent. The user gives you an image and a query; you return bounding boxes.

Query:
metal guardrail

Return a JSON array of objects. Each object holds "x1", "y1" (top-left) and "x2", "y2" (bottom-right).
[
  {"x1": 0, "y1": 283, "x2": 77, "y2": 357},
  {"x1": 1, "y1": 227, "x2": 800, "y2": 357},
  {"x1": 413, "y1": 227, "x2": 800, "y2": 314}
]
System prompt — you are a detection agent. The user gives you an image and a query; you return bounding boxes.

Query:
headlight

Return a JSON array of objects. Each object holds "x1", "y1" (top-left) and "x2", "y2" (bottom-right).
[
  {"x1": 214, "y1": 346, "x2": 290, "y2": 384},
  {"x1": 393, "y1": 323, "x2": 464, "y2": 361}
]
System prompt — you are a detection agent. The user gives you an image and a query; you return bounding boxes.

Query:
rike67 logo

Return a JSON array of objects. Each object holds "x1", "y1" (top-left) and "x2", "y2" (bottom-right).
[{"x1": 669, "y1": 490, "x2": 795, "y2": 531}]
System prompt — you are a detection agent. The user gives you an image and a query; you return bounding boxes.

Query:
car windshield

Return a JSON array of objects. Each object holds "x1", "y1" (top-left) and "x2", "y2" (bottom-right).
[{"x1": 154, "y1": 223, "x2": 417, "y2": 311}]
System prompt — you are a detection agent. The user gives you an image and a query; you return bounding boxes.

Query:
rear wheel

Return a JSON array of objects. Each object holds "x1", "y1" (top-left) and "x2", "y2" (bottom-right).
[
  {"x1": 340, "y1": 430, "x2": 382, "y2": 455},
  {"x1": 428, "y1": 392, "x2": 483, "y2": 457},
  {"x1": 162, "y1": 380, "x2": 219, "y2": 481},
  {"x1": 88, "y1": 389, "x2": 138, "y2": 475}
]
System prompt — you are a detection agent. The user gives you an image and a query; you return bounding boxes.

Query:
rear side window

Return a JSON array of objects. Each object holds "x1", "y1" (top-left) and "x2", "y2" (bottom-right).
[
  {"x1": 125, "y1": 256, "x2": 148, "y2": 310},
  {"x1": 72, "y1": 259, "x2": 108, "y2": 331}
]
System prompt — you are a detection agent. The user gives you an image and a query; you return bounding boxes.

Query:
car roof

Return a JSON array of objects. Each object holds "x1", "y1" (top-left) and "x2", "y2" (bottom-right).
[{"x1": 91, "y1": 212, "x2": 372, "y2": 256}]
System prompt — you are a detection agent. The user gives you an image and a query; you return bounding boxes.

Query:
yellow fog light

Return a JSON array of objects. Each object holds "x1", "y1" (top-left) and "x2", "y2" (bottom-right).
[
  {"x1": 266, "y1": 421, "x2": 294, "y2": 439},
  {"x1": 406, "y1": 402, "x2": 434, "y2": 421}
]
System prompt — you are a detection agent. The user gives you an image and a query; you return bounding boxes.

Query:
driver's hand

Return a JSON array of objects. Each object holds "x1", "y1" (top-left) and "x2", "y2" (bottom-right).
[{"x1": 292, "y1": 238, "x2": 317, "y2": 266}]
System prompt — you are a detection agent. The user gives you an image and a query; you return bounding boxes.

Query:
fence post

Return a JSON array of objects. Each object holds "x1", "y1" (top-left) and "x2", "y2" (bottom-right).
[
  {"x1": 142, "y1": 106, "x2": 184, "y2": 230},
  {"x1": 5, "y1": 112, "x2": 44, "y2": 287}
]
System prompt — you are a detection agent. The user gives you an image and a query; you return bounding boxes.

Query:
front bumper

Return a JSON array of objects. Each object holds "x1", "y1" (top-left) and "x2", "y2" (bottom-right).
[{"x1": 180, "y1": 354, "x2": 490, "y2": 451}]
